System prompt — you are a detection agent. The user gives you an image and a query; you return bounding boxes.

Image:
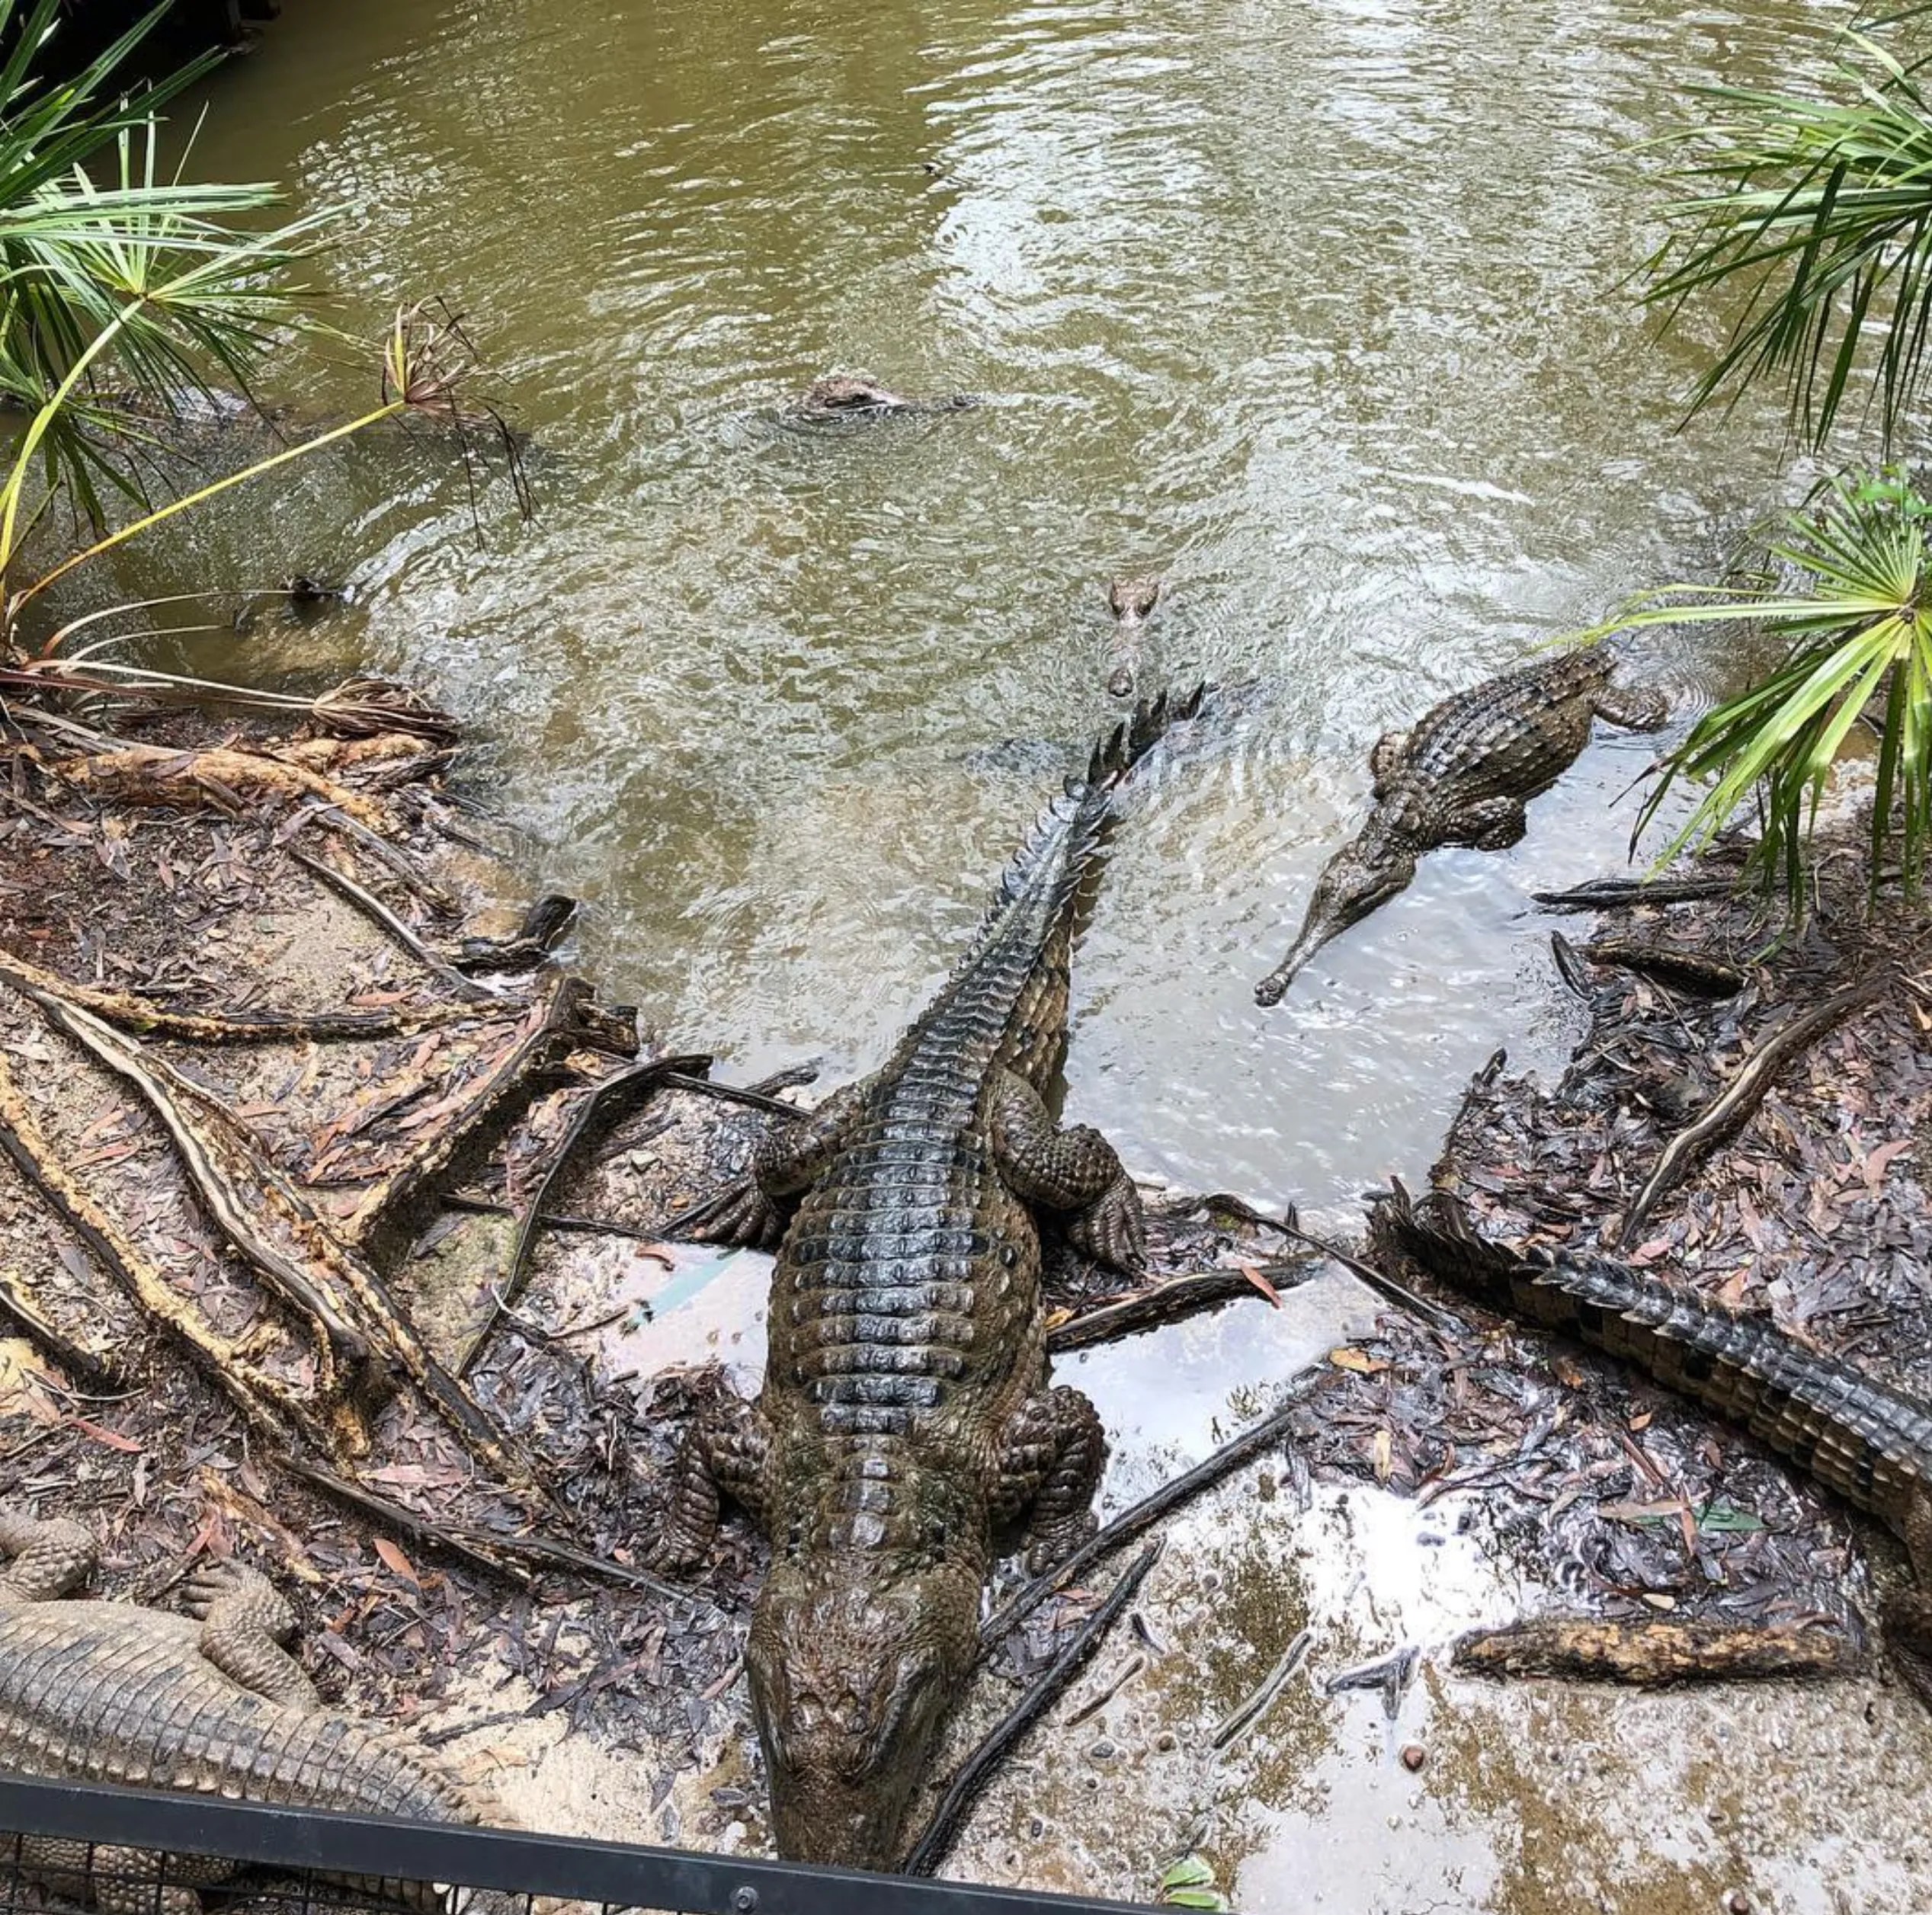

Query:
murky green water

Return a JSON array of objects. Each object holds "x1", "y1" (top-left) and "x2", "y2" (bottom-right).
[{"x1": 154, "y1": 0, "x2": 1842, "y2": 1205}]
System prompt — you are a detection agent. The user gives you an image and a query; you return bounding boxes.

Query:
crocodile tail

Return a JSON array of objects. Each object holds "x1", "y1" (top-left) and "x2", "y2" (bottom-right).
[{"x1": 988, "y1": 682, "x2": 1211, "y2": 919}]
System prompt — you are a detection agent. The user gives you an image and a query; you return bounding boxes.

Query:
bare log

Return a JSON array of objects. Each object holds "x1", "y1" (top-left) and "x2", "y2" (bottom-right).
[{"x1": 1452, "y1": 1616, "x2": 1862, "y2": 1684}]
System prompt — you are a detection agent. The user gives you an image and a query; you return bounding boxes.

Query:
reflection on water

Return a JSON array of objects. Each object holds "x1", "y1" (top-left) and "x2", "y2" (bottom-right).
[{"x1": 144, "y1": 0, "x2": 1839, "y2": 1207}]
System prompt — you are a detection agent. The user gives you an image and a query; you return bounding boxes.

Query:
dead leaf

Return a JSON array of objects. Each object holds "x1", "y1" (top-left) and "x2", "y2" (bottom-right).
[
  {"x1": 1329, "y1": 1347, "x2": 1389, "y2": 1375},
  {"x1": 1372, "y1": 1428, "x2": 1393, "y2": 1483},
  {"x1": 66, "y1": 1415, "x2": 140, "y2": 1454},
  {"x1": 373, "y1": 1537, "x2": 421, "y2": 1587},
  {"x1": 1235, "y1": 1260, "x2": 1283, "y2": 1308}
]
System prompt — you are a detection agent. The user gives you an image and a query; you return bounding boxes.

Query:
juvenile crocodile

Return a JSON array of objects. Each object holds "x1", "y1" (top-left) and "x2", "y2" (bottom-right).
[
  {"x1": 1378, "y1": 1185, "x2": 1932, "y2": 1686},
  {"x1": 1104, "y1": 577, "x2": 1161, "y2": 698},
  {"x1": 0, "y1": 1507, "x2": 506, "y2": 1913},
  {"x1": 655, "y1": 687, "x2": 1206, "y2": 1869},
  {"x1": 1254, "y1": 645, "x2": 1667, "y2": 1004},
  {"x1": 788, "y1": 373, "x2": 980, "y2": 423}
]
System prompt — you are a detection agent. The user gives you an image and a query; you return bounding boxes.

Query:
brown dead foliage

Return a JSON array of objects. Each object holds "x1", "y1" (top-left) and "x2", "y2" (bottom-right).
[
  {"x1": 0, "y1": 700, "x2": 1295, "y2": 1806},
  {"x1": 1295, "y1": 849, "x2": 1932, "y2": 1666}
]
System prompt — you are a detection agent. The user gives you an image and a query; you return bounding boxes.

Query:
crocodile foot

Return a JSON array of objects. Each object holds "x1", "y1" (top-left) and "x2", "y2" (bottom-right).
[
  {"x1": 1065, "y1": 1169, "x2": 1147, "y2": 1276},
  {"x1": 662, "y1": 1175, "x2": 788, "y2": 1250}
]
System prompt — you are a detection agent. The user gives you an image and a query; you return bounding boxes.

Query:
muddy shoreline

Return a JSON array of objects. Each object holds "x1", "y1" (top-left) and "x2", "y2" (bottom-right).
[{"x1": 5, "y1": 698, "x2": 1932, "y2": 1911}]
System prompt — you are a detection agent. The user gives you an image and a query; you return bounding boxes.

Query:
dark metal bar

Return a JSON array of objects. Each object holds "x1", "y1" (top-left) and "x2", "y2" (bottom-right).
[{"x1": 0, "y1": 1775, "x2": 1163, "y2": 1915}]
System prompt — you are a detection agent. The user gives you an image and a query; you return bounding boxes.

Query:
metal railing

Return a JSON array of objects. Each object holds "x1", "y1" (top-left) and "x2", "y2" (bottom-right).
[{"x1": 0, "y1": 1774, "x2": 1158, "y2": 1915}]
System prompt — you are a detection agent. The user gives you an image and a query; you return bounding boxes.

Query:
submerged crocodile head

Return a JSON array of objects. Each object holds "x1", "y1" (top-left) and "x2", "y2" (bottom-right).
[
  {"x1": 747, "y1": 1556, "x2": 978, "y2": 1869},
  {"x1": 1254, "y1": 818, "x2": 1418, "y2": 1005},
  {"x1": 796, "y1": 373, "x2": 979, "y2": 421}
]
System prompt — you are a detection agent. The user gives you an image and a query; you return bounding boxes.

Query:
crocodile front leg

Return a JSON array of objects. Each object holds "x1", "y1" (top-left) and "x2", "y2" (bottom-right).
[
  {"x1": 1594, "y1": 682, "x2": 1669, "y2": 732},
  {"x1": 1369, "y1": 729, "x2": 1408, "y2": 799},
  {"x1": 182, "y1": 1563, "x2": 322, "y2": 1709},
  {"x1": 676, "y1": 1084, "x2": 864, "y2": 1248},
  {"x1": 0, "y1": 1507, "x2": 96, "y2": 1600},
  {"x1": 990, "y1": 1069, "x2": 1145, "y2": 1276},
  {"x1": 992, "y1": 1385, "x2": 1108, "y2": 1571},
  {"x1": 652, "y1": 1391, "x2": 773, "y2": 1570}
]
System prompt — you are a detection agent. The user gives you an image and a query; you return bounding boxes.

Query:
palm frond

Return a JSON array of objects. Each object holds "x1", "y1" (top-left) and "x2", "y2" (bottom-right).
[
  {"x1": 1644, "y1": 29, "x2": 1932, "y2": 448},
  {"x1": 1584, "y1": 472, "x2": 1932, "y2": 905}
]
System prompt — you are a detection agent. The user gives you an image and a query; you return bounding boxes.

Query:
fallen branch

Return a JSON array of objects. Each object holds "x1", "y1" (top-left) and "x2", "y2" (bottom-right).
[
  {"x1": 1272, "y1": 1217, "x2": 1466, "y2": 1334},
  {"x1": 1045, "y1": 1259, "x2": 1318, "y2": 1353},
  {"x1": 1532, "y1": 874, "x2": 1741, "y2": 912},
  {"x1": 1578, "y1": 938, "x2": 1748, "y2": 999},
  {"x1": 1610, "y1": 975, "x2": 1882, "y2": 1246},
  {"x1": 979, "y1": 1388, "x2": 1313, "y2": 1649},
  {"x1": 0, "y1": 946, "x2": 484, "y2": 1043},
  {"x1": 905, "y1": 1541, "x2": 1162, "y2": 1877},
  {"x1": 287, "y1": 847, "x2": 497, "y2": 1002},
  {"x1": 18, "y1": 982, "x2": 546, "y2": 1496},
  {"x1": 283, "y1": 1459, "x2": 532, "y2": 1587},
  {"x1": 0, "y1": 1042, "x2": 338, "y2": 1448},
  {"x1": 53, "y1": 741, "x2": 394, "y2": 832},
  {"x1": 458, "y1": 1051, "x2": 712, "y2": 1376},
  {"x1": 0, "y1": 1252, "x2": 125, "y2": 1389},
  {"x1": 340, "y1": 972, "x2": 605, "y2": 1250},
  {"x1": 1451, "y1": 1616, "x2": 1863, "y2": 1685}
]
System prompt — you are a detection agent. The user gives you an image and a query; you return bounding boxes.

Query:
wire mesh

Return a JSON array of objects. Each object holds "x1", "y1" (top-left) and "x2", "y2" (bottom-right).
[{"x1": 0, "y1": 1776, "x2": 1158, "y2": 1915}]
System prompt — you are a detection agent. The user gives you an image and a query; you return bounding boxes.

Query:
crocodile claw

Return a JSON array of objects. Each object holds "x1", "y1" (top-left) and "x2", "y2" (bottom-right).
[
  {"x1": 660, "y1": 1176, "x2": 788, "y2": 1251},
  {"x1": 1067, "y1": 1172, "x2": 1146, "y2": 1277}
]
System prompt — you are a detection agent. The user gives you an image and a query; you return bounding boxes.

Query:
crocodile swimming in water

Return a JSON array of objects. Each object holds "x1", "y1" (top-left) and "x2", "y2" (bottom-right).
[
  {"x1": 1104, "y1": 577, "x2": 1161, "y2": 698},
  {"x1": 1254, "y1": 644, "x2": 1667, "y2": 1005},
  {"x1": 1379, "y1": 1183, "x2": 1932, "y2": 1692},
  {"x1": 0, "y1": 1507, "x2": 508, "y2": 1913},
  {"x1": 787, "y1": 373, "x2": 981, "y2": 424},
  {"x1": 654, "y1": 687, "x2": 1206, "y2": 1869}
]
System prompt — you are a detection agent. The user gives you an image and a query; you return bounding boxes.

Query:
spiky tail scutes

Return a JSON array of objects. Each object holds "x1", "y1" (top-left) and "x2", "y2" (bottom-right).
[
  {"x1": 986, "y1": 683, "x2": 1211, "y2": 918},
  {"x1": 1379, "y1": 1181, "x2": 1932, "y2": 1527}
]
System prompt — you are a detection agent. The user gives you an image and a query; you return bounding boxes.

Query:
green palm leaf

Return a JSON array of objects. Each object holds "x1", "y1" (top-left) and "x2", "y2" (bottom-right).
[
  {"x1": 1644, "y1": 27, "x2": 1932, "y2": 448},
  {"x1": 1580, "y1": 472, "x2": 1932, "y2": 905},
  {"x1": 0, "y1": 0, "x2": 341, "y2": 532}
]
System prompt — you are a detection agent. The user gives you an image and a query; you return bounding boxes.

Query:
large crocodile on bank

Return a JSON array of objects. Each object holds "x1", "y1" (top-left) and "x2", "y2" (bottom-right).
[
  {"x1": 0, "y1": 1507, "x2": 507, "y2": 1913},
  {"x1": 1379, "y1": 1184, "x2": 1932, "y2": 1692},
  {"x1": 655, "y1": 687, "x2": 1206, "y2": 1869},
  {"x1": 1254, "y1": 645, "x2": 1667, "y2": 1004}
]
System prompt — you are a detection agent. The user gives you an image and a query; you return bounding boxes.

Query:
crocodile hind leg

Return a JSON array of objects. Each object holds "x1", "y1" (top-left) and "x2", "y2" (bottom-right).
[
  {"x1": 673, "y1": 1084, "x2": 865, "y2": 1249},
  {"x1": 1594, "y1": 682, "x2": 1669, "y2": 732},
  {"x1": 0, "y1": 1507, "x2": 96, "y2": 1600},
  {"x1": 992, "y1": 1385, "x2": 1108, "y2": 1572},
  {"x1": 181, "y1": 1563, "x2": 322, "y2": 1709},
  {"x1": 989, "y1": 1069, "x2": 1145, "y2": 1276},
  {"x1": 652, "y1": 1391, "x2": 773, "y2": 1571},
  {"x1": 14, "y1": 1837, "x2": 219, "y2": 1915}
]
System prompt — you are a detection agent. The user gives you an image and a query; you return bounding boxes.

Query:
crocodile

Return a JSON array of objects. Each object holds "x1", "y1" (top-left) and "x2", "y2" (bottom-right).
[
  {"x1": 788, "y1": 373, "x2": 980, "y2": 423},
  {"x1": 0, "y1": 1507, "x2": 507, "y2": 1913},
  {"x1": 1254, "y1": 645, "x2": 1667, "y2": 1004},
  {"x1": 1104, "y1": 578, "x2": 1161, "y2": 698},
  {"x1": 655, "y1": 687, "x2": 1206, "y2": 1869},
  {"x1": 1377, "y1": 1184, "x2": 1932, "y2": 1689}
]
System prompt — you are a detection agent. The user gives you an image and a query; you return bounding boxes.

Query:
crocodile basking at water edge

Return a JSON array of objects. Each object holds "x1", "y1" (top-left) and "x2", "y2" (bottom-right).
[
  {"x1": 655, "y1": 687, "x2": 1206, "y2": 1869},
  {"x1": 0, "y1": 1507, "x2": 506, "y2": 1913},
  {"x1": 1379, "y1": 1184, "x2": 1932, "y2": 1689},
  {"x1": 1254, "y1": 645, "x2": 1667, "y2": 1004}
]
